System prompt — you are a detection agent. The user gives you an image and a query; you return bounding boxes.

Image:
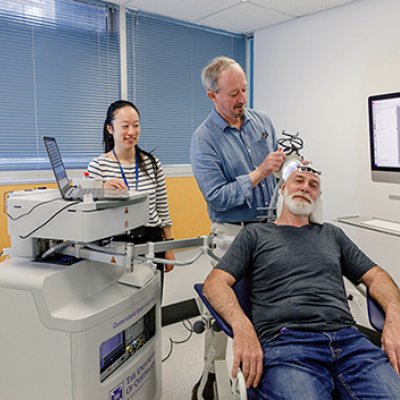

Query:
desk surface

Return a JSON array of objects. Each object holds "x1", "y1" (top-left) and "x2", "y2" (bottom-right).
[{"x1": 337, "y1": 216, "x2": 400, "y2": 237}]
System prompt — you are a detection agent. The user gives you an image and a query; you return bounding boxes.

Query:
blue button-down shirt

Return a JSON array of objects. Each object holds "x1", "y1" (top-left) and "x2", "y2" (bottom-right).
[{"x1": 190, "y1": 108, "x2": 278, "y2": 223}]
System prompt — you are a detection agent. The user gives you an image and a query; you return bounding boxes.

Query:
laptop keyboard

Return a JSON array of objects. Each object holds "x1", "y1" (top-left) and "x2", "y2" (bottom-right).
[
  {"x1": 68, "y1": 188, "x2": 111, "y2": 198},
  {"x1": 69, "y1": 188, "x2": 106, "y2": 197}
]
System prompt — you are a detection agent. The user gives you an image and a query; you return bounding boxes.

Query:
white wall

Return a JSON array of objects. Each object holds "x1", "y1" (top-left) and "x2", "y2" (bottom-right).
[
  {"x1": 254, "y1": 0, "x2": 400, "y2": 224},
  {"x1": 253, "y1": 0, "x2": 400, "y2": 282}
]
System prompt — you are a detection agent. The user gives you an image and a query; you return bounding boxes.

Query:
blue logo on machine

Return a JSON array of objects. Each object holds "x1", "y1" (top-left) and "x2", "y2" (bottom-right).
[{"x1": 110, "y1": 382, "x2": 124, "y2": 400}]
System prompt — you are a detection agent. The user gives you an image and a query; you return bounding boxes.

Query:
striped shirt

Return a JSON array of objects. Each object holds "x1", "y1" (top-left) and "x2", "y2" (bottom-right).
[{"x1": 88, "y1": 153, "x2": 172, "y2": 228}]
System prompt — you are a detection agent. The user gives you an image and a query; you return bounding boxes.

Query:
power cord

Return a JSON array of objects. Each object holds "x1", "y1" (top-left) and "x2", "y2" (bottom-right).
[
  {"x1": 19, "y1": 201, "x2": 80, "y2": 239},
  {"x1": 4, "y1": 190, "x2": 62, "y2": 221},
  {"x1": 162, "y1": 319, "x2": 194, "y2": 362}
]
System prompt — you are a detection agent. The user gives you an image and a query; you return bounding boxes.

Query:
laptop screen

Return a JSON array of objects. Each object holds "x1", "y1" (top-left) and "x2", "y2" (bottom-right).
[{"x1": 43, "y1": 136, "x2": 71, "y2": 195}]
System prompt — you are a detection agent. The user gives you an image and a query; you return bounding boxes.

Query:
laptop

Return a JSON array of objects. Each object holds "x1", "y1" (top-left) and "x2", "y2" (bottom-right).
[{"x1": 43, "y1": 136, "x2": 130, "y2": 201}]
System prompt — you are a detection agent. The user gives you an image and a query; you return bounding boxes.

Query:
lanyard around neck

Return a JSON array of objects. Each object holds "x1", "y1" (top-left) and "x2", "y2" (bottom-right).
[{"x1": 112, "y1": 148, "x2": 139, "y2": 191}]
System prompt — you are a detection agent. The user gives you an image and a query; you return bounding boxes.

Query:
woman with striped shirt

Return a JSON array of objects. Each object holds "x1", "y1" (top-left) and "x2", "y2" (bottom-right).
[{"x1": 88, "y1": 100, "x2": 175, "y2": 290}]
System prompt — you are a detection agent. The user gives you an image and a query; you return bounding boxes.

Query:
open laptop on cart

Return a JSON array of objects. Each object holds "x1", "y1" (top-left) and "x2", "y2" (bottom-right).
[{"x1": 43, "y1": 136, "x2": 130, "y2": 201}]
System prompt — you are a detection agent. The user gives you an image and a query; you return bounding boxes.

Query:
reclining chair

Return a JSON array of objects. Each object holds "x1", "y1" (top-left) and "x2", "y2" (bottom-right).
[{"x1": 194, "y1": 278, "x2": 385, "y2": 400}]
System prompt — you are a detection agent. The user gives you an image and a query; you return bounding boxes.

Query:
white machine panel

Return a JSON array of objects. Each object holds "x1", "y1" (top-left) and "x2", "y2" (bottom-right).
[
  {"x1": 0, "y1": 257, "x2": 161, "y2": 400},
  {"x1": 7, "y1": 189, "x2": 149, "y2": 242}
]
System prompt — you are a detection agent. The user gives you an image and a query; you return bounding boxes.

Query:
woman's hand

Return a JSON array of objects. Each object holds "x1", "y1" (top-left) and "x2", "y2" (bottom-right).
[
  {"x1": 103, "y1": 178, "x2": 127, "y2": 190},
  {"x1": 164, "y1": 250, "x2": 175, "y2": 272}
]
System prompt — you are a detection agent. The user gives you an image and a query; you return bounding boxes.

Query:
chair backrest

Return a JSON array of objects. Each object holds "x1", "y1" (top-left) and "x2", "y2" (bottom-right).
[{"x1": 194, "y1": 277, "x2": 251, "y2": 338}]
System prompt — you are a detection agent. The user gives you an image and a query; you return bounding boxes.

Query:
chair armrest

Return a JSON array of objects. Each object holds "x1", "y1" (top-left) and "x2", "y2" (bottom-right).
[
  {"x1": 194, "y1": 278, "x2": 252, "y2": 338},
  {"x1": 194, "y1": 283, "x2": 234, "y2": 337},
  {"x1": 367, "y1": 290, "x2": 385, "y2": 332}
]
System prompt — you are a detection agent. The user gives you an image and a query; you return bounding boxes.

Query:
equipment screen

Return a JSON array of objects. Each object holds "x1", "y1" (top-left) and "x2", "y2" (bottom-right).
[
  {"x1": 100, "y1": 332, "x2": 125, "y2": 371},
  {"x1": 99, "y1": 306, "x2": 156, "y2": 382},
  {"x1": 369, "y1": 92, "x2": 400, "y2": 183}
]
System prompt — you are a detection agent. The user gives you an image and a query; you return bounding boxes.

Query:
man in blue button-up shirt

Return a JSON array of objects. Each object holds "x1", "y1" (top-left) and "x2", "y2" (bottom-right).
[
  {"x1": 190, "y1": 56, "x2": 286, "y2": 400},
  {"x1": 191, "y1": 56, "x2": 285, "y2": 224}
]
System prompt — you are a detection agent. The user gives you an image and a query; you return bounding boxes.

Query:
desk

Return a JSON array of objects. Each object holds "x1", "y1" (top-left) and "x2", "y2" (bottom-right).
[
  {"x1": 337, "y1": 216, "x2": 400, "y2": 238},
  {"x1": 337, "y1": 216, "x2": 400, "y2": 286}
]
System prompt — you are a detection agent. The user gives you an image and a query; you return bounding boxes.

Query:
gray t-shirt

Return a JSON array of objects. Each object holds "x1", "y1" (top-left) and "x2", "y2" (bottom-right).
[{"x1": 216, "y1": 222, "x2": 376, "y2": 342}]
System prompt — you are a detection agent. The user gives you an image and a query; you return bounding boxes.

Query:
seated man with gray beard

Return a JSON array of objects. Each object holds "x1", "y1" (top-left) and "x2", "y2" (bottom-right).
[{"x1": 203, "y1": 166, "x2": 400, "y2": 399}]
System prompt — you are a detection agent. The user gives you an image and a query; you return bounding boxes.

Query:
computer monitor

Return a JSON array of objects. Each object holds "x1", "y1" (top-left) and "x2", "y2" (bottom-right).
[{"x1": 369, "y1": 91, "x2": 400, "y2": 184}]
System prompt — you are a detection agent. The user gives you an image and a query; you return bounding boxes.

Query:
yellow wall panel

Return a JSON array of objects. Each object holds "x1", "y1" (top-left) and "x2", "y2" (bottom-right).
[{"x1": 165, "y1": 176, "x2": 210, "y2": 239}]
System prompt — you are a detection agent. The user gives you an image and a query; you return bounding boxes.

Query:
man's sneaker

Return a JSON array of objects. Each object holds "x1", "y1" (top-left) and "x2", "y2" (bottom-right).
[{"x1": 191, "y1": 372, "x2": 216, "y2": 400}]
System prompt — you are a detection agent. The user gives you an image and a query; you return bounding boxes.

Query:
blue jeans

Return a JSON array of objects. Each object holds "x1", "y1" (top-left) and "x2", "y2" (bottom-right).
[{"x1": 256, "y1": 327, "x2": 400, "y2": 399}]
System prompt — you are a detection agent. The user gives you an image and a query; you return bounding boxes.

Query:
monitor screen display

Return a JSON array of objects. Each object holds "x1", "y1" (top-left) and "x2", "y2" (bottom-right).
[
  {"x1": 99, "y1": 306, "x2": 156, "y2": 382},
  {"x1": 369, "y1": 91, "x2": 400, "y2": 183},
  {"x1": 99, "y1": 332, "x2": 125, "y2": 372}
]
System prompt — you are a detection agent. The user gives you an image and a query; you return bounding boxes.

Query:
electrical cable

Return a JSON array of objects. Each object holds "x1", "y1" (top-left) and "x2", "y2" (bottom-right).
[
  {"x1": 19, "y1": 201, "x2": 80, "y2": 239},
  {"x1": 136, "y1": 249, "x2": 205, "y2": 266},
  {"x1": 4, "y1": 190, "x2": 62, "y2": 221},
  {"x1": 162, "y1": 319, "x2": 194, "y2": 362},
  {"x1": 84, "y1": 242, "x2": 126, "y2": 256},
  {"x1": 40, "y1": 240, "x2": 75, "y2": 259}
]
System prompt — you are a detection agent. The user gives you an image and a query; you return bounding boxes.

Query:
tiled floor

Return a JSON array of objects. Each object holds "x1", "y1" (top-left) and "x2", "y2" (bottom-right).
[{"x1": 161, "y1": 318, "x2": 205, "y2": 399}]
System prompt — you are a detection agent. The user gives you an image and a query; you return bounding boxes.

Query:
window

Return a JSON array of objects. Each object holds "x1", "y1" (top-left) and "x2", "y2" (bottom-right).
[
  {"x1": 0, "y1": 0, "x2": 119, "y2": 170},
  {"x1": 126, "y1": 12, "x2": 246, "y2": 164},
  {"x1": 0, "y1": 2, "x2": 247, "y2": 170}
]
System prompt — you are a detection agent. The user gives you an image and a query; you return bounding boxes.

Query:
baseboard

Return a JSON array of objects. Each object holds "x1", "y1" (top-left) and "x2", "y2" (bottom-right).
[{"x1": 161, "y1": 298, "x2": 200, "y2": 326}]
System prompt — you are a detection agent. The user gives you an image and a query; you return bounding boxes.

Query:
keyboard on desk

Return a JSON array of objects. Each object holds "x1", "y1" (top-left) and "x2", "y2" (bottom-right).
[{"x1": 362, "y1": 218, "x2": 400, "y2": 233}]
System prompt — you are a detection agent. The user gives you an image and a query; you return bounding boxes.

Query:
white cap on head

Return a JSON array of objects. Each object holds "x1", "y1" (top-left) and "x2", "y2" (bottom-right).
[
  {"x1": 276, "y1": 160, "x2": 323, "y2": 223},
  {"x1": 281, "y1": 159, "x2": 321, "y2": 182}
]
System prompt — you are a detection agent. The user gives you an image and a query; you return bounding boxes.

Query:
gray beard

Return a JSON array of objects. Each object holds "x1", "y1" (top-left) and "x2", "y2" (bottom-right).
[{"x1": 283, "y1": 193, "x2": 315, "y2": 217}]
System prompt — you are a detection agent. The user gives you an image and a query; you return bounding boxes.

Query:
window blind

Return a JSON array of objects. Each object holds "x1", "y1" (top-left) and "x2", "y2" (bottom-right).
[
  {"x1": 0, "y1": 2, "x2": 246, "y2": 170},
  {"x1": 126, "y1": 12, "x2": 246, "y2": 164},
  {"x1": 0, "y1": 0, "x2": 120, "y2": 170}
]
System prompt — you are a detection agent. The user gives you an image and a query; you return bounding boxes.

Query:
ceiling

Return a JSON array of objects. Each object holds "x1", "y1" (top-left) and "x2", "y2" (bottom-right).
[{"x1": 108, "y1": 0, "x2": 360, "y2": 34}]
